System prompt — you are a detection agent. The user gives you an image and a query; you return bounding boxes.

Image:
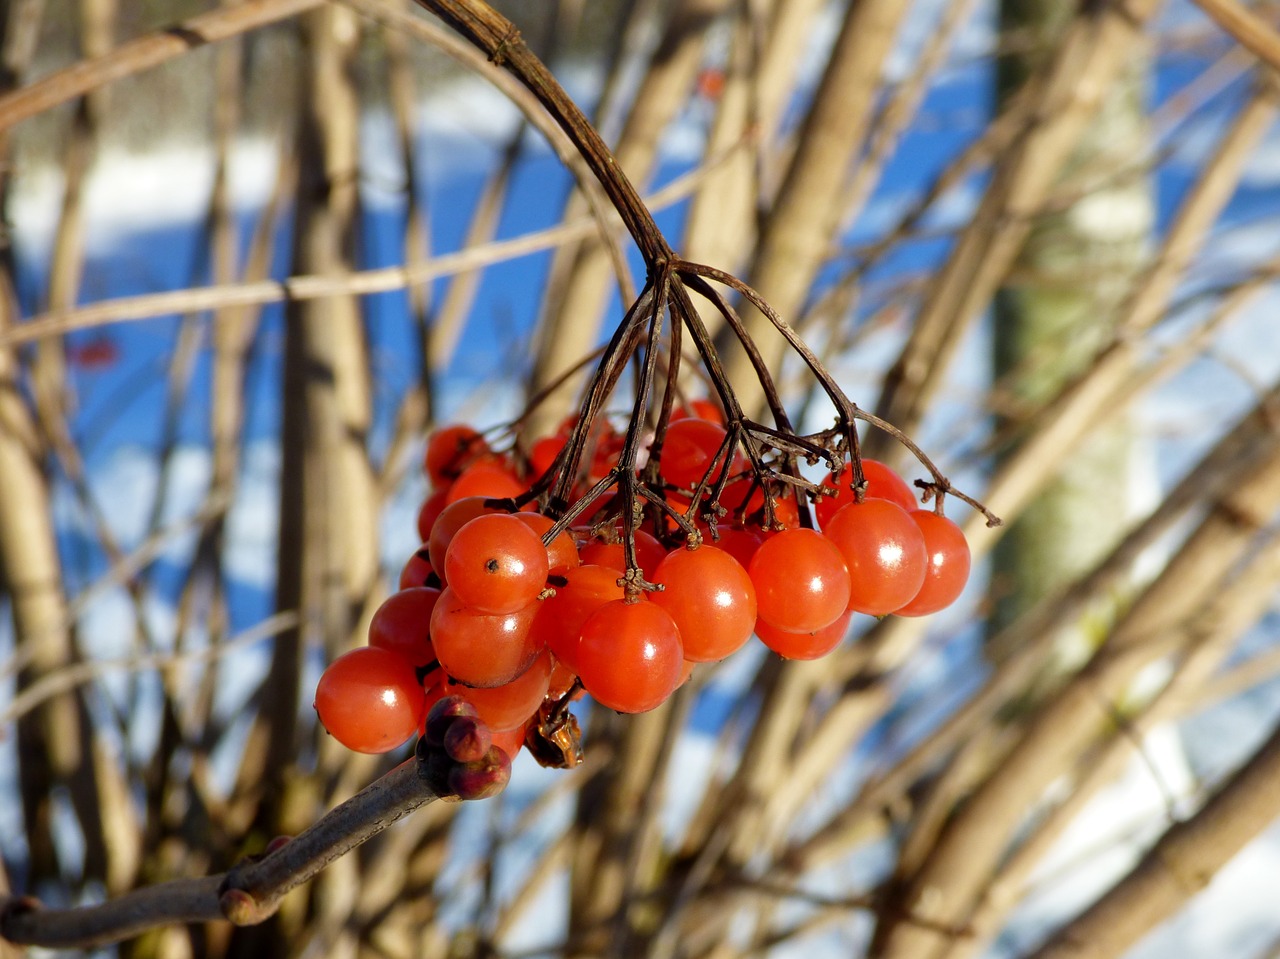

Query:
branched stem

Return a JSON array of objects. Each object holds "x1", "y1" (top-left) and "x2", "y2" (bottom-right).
[{"x1": 412, "y1": 0, "x2": 998, "y2": 554}]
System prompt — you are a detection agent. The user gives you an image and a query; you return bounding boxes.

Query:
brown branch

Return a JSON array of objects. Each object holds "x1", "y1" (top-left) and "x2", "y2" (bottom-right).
[
  {"x1": 0, "y1": 763, "x2": 430, "y2": 952},
  {"x1": 0, "y1": 704, "x2": 508, "y2": 951},
  {"x1": 412, "y1": 0, "x2": 670, "y2": 265},
  {"x1": 1194, "y1": 0, "x2": 1280, "y2": 72},
  {"x1": 0, "y1": 762, "x2": 431, "y2": 949},
  {"x1": 1027, "y1": 713, "x2": 1280, "y2": 959}
]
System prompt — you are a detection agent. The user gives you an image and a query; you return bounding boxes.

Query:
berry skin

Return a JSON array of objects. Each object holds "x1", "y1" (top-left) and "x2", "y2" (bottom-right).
[
  {"x1": 718, "y1": 480, "x2": 803, "y2": 529},
  {"x1": 755, "y1": 611, "x2": 852, "y2": 660},
  {"x1": 430, "y1": 588, "x2": 542, "y2": 688},
  {"x1": 670, "y1": 397, "x2": 724, "y2": 426},
  {"x1": 528, "y1": 564, "x2": 625, "y2": 674},
  {"x1": 438, "y1": 649, "x2": 553, "y2": 732},
  {"x1": 416, "y1": 489, "x2": 450, "y2": 543},
  {"x1": 651, "y1": 545, "x2": 756, "y2": 662},
  {"x1": 490, "y1": 724, "x2": 528, "y2": 761},
  {"x1": 657, "y1": 418, "x2": 730, "y2": 491},
  {"x1": 576, "y1": 599, "x2": 684, "y2": 713},
  {"x1": 708, "y1": 525, "x2": 764, "y2": 569},
  {"x1": 425, "y1": 424, "x2": 488, "y2": 488},
  {"x1": 398, "y1": 546, "x2": 435, "y2": 590},
  {"x1": 368, "y1": 586, "x2": 440, "y2": 668},
  {"x1": 824, "y1": 499, "x2": 927, "y2": 616},
  {"x1": 527, "y1": 435, "x2": 566, "y2": 480},
  {"x1": 428, "y1": 496, "x2": 507, "y2": 575},
  {"x1": 578, "y1": 528, "x2": 666, "y2": 579},
  {"x1": 315, "y1": 647, "x2": 426, "y2": 754},
  {"x1": 894, "y1": 510, "x2": 971, "y2": 616},
  {"x1": 444, "y1": 513, "x2": 550, "y2": 615},
  {"x1": 815, "y1": 459, "x2": 917, "y2": 528},
  {"x1": 514, "y1": 511, "x2": 581, "y2": 572},
  {"x1": 748, "y1": 528, "x2": 850, "y2": 633},
  {"x1": 446, "y1": 462, "x2": 526, "y2": 504}
]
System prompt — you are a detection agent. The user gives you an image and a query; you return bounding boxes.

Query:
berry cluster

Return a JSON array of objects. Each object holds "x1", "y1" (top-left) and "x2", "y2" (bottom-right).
[{"x1": 314, "y1": 401, "x2": 972, "y2": 764}]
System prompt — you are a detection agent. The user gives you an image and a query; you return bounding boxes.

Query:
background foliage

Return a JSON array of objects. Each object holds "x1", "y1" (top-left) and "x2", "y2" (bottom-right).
[{"x1": 2, "y1": 0, "x2": 1280, "y2": 957}]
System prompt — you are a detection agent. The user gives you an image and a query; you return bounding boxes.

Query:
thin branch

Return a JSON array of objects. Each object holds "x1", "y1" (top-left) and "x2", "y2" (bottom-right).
[
  {"x1": 1026, "y1": 713, "x2": 1280, "y2": 959},
  {"x1": 0, "y1": 704, "x2": 509, "y2": 951},
  {"x1": 0, "y1": 760, "x2": 435, "y2": 949},
  {"x1": 2, "y1": 161, "x2": 724, "y2": 349},
  {"x1": 1193, "y1": 0, "x2": 1280, "y2": 72},
  {"x1": 0, "y1": 0, "x2": 323, "y2": 132}
]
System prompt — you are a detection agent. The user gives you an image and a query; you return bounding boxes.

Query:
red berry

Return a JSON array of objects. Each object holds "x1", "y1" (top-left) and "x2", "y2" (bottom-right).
[
  {"x1": 671, "y1": 397, "x2": 725, "y2": 426},
  {"x1": 895, "y1": 511, "x2": 971, "y2": 616},
  {"x1": 430, "y1": 588, "x2": 542, "y2": 688},
  {"x1": 651, "y1": 546, "x2": 756, "y2": 662},
  {"x1": 528, "y1": 435, "x2": 566, "y2": 479},
  {"x1": 815, "y1": 459, "x2": 917, "y2": 528},
  {"x1": 428, "y1": 496, "x2": 507, "y2": 576},
  {"x1": 748, "y1": 528, "x2": 850, "y2": 633},
  {"x1": 444, "y1": 648, "x2": 553, "y2": 732},
  {"x1": 657, "y1": 418, "x2": 730, "y2": 491},
  {"x1": 398, "y1": 546, "x2": 435, "y2": 590},
  {"x1": 824, "y1": 499, "x2": 927, "y2": 616},
  {"x1": 416, "y1": 489, "x2": 450, "y2": 543},
  {"x1": 368, "y1": 586, "x2": 440, "y2": 668},
  {"x1": 425, "y1": 424, "x2": 488, "y2": 488},
  {"x1": 528, "y1": 564, "x2": 625, "y2": 674},
  {"x1": 444, "y1": 514, "x2": 550, "y2": 614},
  {"x1": 315, "y1": 647, "x2": 426, "y2": 753},
  {"x1": 708, "y1": 525, "x2": 764, "y2": 569},
  {"x1": 577, "y1": 528, "x2": 666, "y2": 580},
  {"x1": 514, "y1": 511, "x2": 581, "y2": 572},
  {"x1": 576, "y1": 599, "x2": 683, "y2": 713},
  {"x1": 755, "y1": 611, "x2": 852, "y2": 660},
  {"x1": 446, "y1": 462, "x2": 526, "y2": 504}
]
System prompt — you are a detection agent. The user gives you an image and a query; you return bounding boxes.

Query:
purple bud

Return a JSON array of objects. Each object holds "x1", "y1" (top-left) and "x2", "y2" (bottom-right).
[
  {"x1": 444, "y1": 717, "x2": 492, "y2": 763},
  {"x1": 219, "y1": 888, "x2": 259, "y2": 925},
  {"x1": 263, "y1": 835, "x2": 292, "y2": 855},
  {"x1": 447, "y1": 747, "x2": 512, "y2": 800},
  {"x1": 422, "y1": 695, "x2": 479, "y2": 746}
]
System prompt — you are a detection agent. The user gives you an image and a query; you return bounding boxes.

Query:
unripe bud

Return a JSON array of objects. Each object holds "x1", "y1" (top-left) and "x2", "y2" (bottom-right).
[
  {"x1": 443, "y1": 717, "x2": 492, "y2": 763},
  {"x1": 447, "y1": 747, "x2": 511, "y2": 800},
  {"x1": 422, "y1": 695, "x2": 479, "y2": 746}
]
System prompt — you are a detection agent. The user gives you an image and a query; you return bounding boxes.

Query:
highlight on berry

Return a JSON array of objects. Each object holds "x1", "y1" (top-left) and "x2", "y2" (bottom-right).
[{"x1": 315, "y1": 396, "x2": 992, "y2": 767}]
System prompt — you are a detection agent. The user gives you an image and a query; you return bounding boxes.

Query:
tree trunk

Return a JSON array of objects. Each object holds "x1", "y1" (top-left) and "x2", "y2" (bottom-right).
[{"x1": 986, "y1": 0, "x2": 1153, "y2": 661}]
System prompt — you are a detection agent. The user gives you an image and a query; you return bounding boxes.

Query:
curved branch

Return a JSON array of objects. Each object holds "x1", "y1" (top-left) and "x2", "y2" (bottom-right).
[{"x1": 412, "y1": 0, "x2": 672, "y2": 265}]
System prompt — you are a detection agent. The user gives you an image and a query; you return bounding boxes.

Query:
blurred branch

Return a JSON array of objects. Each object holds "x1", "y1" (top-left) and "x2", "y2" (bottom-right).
[
  {"x1": 342, "y1": 0, "x2": 635, "y2": 332},
  {"x1": 1, "y1": 153, "x2": 732, "y2": 348},
  {"x1": 1, "y1": 610, "x2": 298, "y2": 725},
  {"x1": 0, "y1": 0, "x2": 322, "y2": 132},
  {"x1": 868, "y1": 0, "x2": 1163, "y2": 457},
  {"x1": 872, "y1": 397, "x2": 1280, "y2": 959},
  {"x1": 1194, "y1": 0, "x2": 1280, "y2": 72},
  {"x1": 719, "y1": 0, "x2": 908, "y2": 415},
  {"x1": 1027, "y1": 712, "x2": 1280, "y2": 959}
]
